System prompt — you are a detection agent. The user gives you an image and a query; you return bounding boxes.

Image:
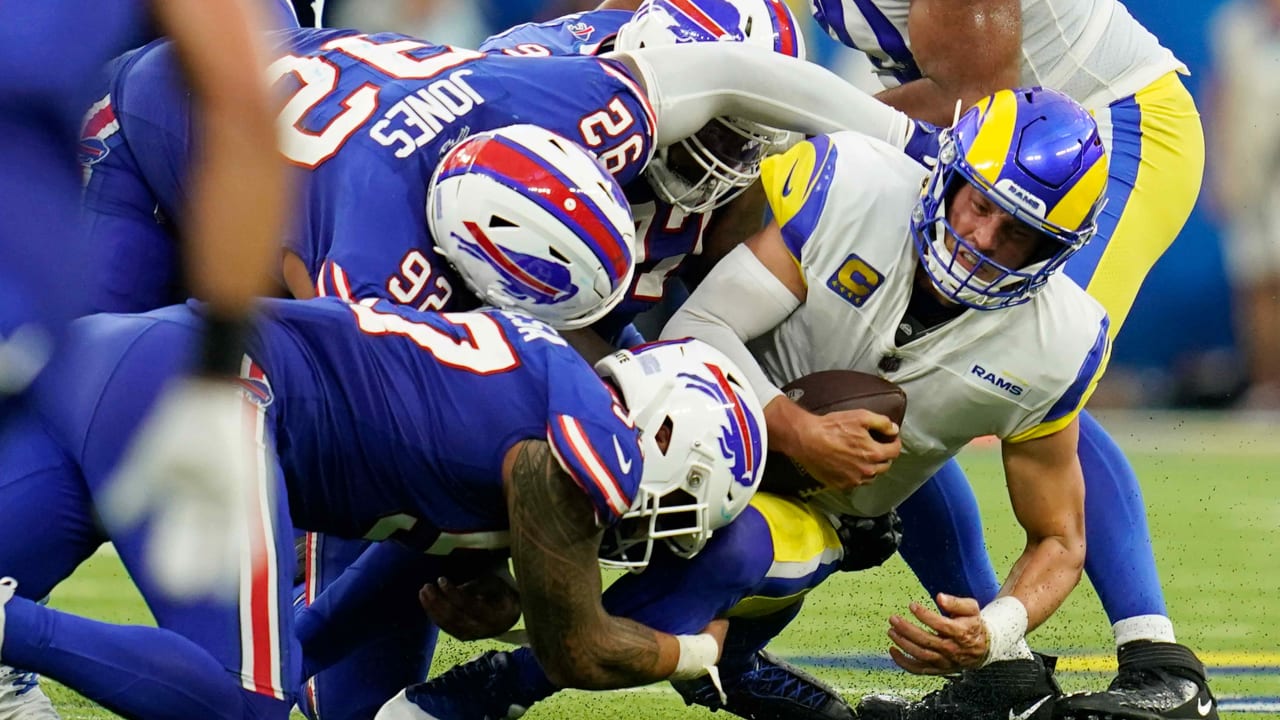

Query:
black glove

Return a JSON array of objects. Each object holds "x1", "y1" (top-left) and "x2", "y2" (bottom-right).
[{"x1": 834, "y1": 510, "x2": 903, "y2": 572}]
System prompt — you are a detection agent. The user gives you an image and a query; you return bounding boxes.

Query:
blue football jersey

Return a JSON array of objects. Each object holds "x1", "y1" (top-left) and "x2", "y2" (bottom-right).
[
  {"x1": 479, "y1": 9, "x2": 632, "y2": 57},
  {"x1": 248, "y1": 298, "x2": 644, "y2": 547},
  {"x1": 96, "y1": 27, "x2": 657, "y2": 313},
  {"x1": 482, "y1": 11, "x2": 717, "y2": 335}
]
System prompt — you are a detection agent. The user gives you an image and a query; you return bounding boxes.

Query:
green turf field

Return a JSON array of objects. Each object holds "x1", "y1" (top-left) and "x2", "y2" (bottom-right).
[{"x1": 40, "y1": 412, "x2": 1280, "y2": 719}]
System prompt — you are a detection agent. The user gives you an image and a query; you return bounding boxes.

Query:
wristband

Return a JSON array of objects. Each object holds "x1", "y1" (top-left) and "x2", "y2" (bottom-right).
[
  {"x1": 670, "y1": 633, "x2": 719, "y2": 680},
  {"x1": 197, "y1": 312, "x2": 251, "y2": 378},
  {"x1": 979, "y1": 596, "x2": 1029, "y2": 666}
]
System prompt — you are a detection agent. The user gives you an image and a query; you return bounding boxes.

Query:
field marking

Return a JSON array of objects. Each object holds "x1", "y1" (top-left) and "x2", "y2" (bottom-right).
[{"x1": 788, "y1": 652, "x2": 1280, "y2": 675}]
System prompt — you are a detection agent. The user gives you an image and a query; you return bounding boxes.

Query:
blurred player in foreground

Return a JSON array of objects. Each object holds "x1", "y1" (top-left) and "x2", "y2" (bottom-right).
[
  {"x1": 0, "y1": 0, "x2": 289, "y2": 715},
  {"x1": 382, "y1": 87, "x2": 1112, "y2": 720}
]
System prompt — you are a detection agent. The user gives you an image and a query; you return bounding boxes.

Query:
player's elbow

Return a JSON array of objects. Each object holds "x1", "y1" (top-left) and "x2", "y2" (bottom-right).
[{"x1": 532, "y1": 635, "x2": 611, "y2": 690}]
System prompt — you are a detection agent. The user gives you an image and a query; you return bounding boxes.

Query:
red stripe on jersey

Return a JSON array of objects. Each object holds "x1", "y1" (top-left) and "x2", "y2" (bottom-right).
[
  {"x1": 81, "y1": 98, "x2": 117, "y2": 140},
  {"x1": 556, "y1": 415, "x2": 630, "y2": 517}
]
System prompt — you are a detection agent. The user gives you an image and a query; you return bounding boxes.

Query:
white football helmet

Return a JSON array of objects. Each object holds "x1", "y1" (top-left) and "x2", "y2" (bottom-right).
[
  {"x1": 614, "y1": 0, "x2": 807, "y2": 214},
  {"x1": 595, "y1": 338, "x2": 768, "y2": 570},
  {"x1": 428, "y1": 124, "x2": 637, "y2": 330}
]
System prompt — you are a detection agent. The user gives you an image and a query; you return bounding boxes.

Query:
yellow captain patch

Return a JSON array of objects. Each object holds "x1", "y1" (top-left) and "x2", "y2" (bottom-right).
[{"x1": 826, "y1": 253, "x2": 883, "y2": 307}]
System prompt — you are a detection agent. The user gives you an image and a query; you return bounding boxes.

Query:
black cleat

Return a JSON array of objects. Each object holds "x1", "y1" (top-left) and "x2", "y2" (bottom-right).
[
  {"x1": 671, "y1": 650, "x2": 856, "y2": 720},
  {"x1": 855, "y1": 655, "x2": 1061, "y2": 720},
  {"x1": 381, "y1": 650, "x2": 528, "y2": 720},
  {"x1": 1055, "y1": 642, "x2": 1217, "y2": 720}
]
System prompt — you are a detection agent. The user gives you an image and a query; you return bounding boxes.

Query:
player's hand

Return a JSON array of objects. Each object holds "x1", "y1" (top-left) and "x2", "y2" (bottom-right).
[
  {"x1": 835, "y1": 510, "x2": 904, "y2": 572},
  {"x1": 99, "y1": 376, "x2": 258, "y2": 600},
  {"x1": 887, "y1": 593, "x2": 989, "y2": 675},
  {"x1": 795, "y1": 408, "x2": 901, "y2": 491},
  {"x1": 420, "y1": 568, "x2": 522, "y2": 641}
]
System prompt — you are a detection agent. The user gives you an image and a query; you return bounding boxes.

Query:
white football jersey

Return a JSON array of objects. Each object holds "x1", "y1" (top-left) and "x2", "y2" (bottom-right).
[
  {"x1": 753, "y1": 132, "x2": 1110, "y2": 517},
  {"x1": 811, "y1": 0, "x2": 1186, "y2": 109}
]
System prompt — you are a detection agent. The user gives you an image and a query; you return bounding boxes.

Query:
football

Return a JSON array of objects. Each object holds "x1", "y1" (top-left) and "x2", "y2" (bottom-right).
[{"x1": 761, "y1": 370, "x2": 908, "y2": 500}]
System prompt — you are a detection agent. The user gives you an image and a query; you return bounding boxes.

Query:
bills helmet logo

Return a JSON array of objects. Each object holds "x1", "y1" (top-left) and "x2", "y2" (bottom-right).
[
  {"x1": 678, "y1": 363, "x2": 762, "y2": 487},
  {"x1": 238, "y1": 376, "x2": 274, "y2": 408}
]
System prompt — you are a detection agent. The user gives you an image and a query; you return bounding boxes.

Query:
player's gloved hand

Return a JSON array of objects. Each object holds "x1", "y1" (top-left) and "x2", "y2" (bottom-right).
[
  {"x1": 834, "y1": 510, "x2": 903, "y2": 572},
  {"x1": 99, "y1": 375, "x2": 257, "y2": 601},
  {"x1": 420, "y1": 567, "x2": 522, "y2": 641},
  {"x1": 793, "y1": 407, "x2": 901, "y2": 491},
  {"x1": 902, "y1": 118, "x2": 942, "y2": 169}
]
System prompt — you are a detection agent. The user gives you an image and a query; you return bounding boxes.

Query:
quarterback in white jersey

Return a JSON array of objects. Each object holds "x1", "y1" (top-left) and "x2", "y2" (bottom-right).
[
  {"x1": 663, "y1": 88, "x2": 1109, "y2": 718},
  {"x1": 750, "y1": 136, "x2": 1108, "y2": 520},
  {"x1": 809, "y1": 2, "x2": 1213, "y2": 717}
]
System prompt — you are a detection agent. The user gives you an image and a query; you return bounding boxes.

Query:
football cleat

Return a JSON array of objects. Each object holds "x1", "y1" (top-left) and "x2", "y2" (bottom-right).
[
  {"x1": 856, "y1": 654, "x2": 1061, "y2": 720},
  {"x1": 0, "y1": 580, "x2": 60, "y2": 720},
  {"x1": 0, "y1": 666, "x2": 60, "y2": 720},
  {"x1": 374, "y1": 650, "x2": 527, "y2": 720},
  {"x1": 1054, "y1": 642, "x2": 1217, "y2": 720},
  {"x1": 671, "y1": 650, "x2": 856, "y2": 720}
]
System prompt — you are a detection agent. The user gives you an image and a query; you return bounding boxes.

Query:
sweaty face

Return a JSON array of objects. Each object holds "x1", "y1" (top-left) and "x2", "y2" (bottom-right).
[{"x1": 943, "y1": 183, "x2": 1047, "y2": 281}]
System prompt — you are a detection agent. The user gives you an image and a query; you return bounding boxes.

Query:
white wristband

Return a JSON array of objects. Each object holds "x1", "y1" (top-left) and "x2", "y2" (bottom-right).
[
  {"x1": 670, "y1": 633, "x2": 720, "y2": 680},
  {"x1": 979, "y1": 596, "x2": 1029, "y2": 666}
]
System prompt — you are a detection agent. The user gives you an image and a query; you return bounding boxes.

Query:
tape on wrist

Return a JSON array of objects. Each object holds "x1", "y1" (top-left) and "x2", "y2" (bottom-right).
[
  {"x1": 671, "y1": 633, "x2": 719, "y2": 680},
  {"x1": 979, "y1": 596, "x2": 1029, "y2": 666}
]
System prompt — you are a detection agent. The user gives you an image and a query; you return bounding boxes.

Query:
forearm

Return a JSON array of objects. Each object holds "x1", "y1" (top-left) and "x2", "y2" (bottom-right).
[
  {"x1": 660, "y1": 245, "x2": 796, "y2": 406},
  {"x1": 999, "y1": 533, "x2": 1086, "y2": 633},
  {"x1": 183, "y1": 100, "x2": 289, "y2": 318},
  {"x1": 160, "y1": 0, "x2": 287, "y2": 319},
  {"x1": 875, "y1": 78, "x2": 971, "y2": 128},
  {"x1": 612, "y1": 44, "x2": 913, "y2": 148}
]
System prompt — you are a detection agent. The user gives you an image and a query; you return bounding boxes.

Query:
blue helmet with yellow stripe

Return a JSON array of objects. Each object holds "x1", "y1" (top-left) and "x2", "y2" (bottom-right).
[{"x1": 912, "y1": 87, "x2": 1109, "y2": 309}]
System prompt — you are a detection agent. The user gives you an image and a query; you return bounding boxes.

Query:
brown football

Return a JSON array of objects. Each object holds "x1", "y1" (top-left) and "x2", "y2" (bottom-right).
[{"x1": 761, "y1": 370, "x2": 907, "y2": 500}]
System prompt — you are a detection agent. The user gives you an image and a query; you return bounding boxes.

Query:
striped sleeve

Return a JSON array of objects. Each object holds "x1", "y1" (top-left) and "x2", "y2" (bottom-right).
[
  {"x1": 546, "y1": 414, "x2": 643, "y2": 524},
  {"x1": 1007, "y1": 316, "x2": 1112, "y2": 443},
  {"x1": 760, "y1": 135, "x2": 841, "y2": 272}
]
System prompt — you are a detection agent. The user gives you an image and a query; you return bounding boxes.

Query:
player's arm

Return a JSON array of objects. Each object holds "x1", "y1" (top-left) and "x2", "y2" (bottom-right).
[
  {"x1": 885, "y1": 420, "x2": 1085, "y2": 675},
  {"x1": 662, "y1": 225, "x2": 898, "y2": 489},
  {"x1": 607, "y1": 44, "x2": 916, "y2": 150},
  {"x1": 997, "y1": 418, "x2": 1087, "y2": 632},
  {"x1": 152, "y1": 0, "x2": 288, "y2": 327},
  {"x1": 875, "y1": 0, "x2": 1022, "y2": 126},
  {"x1": 504, "y1": 439, "x2": 723, "y2": 689}
]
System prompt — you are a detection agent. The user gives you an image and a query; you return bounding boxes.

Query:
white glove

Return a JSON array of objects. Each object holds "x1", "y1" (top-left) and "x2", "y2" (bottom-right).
[{"x1": 100, "y1": 376, "x2": 264, "y2": 601}]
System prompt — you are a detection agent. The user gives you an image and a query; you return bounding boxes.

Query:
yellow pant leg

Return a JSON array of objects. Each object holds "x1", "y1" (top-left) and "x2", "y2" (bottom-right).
[{"x1": 1067, "y1": 72, "x2": 1206, "y2": 339}]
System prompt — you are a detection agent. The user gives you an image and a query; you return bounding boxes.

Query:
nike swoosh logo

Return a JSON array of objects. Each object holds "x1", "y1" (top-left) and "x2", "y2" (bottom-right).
[
  {"x1": 612, "y1": 435, "x2": 633, "y2": 474},
  {"x1": 1009, "y1": 696, "x2": 1050, "y2": 720},
  {"x1": 781, "y1": 163, "x2": 798, "y2": 197},
  {"x1": 1198, "y1": 697, "x2": 1214, "y2": 716}
]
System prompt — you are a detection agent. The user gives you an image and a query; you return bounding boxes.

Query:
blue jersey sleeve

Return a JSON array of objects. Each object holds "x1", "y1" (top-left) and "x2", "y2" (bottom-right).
[
  {"x1": 544, "y1": 357, "x2": 643, "y2": 524},
  {"x1": 480, "y1": 9, "x2": 632, "y2": 57}
]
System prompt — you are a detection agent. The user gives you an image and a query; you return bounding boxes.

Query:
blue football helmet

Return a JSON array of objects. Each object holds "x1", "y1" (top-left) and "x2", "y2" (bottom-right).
[
  {"x1": 614, "y1": 0, "x2": 806, "y2": 213},
  {"x1": 911, "y1": 87, "x2": 1109, "y2": 310}
]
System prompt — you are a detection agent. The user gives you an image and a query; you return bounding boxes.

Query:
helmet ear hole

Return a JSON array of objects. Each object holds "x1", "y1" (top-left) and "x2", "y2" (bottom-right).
[
  {"x1": 488, "y1": 215, "x2": 518, "y2": 229},
  {"x1": 654, "y1": 416, "x2": 674, "y2": 455}
]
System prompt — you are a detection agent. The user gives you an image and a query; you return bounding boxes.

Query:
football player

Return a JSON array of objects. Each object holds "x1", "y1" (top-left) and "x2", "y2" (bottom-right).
[
  {"x1": 0, "y1": 289, "x2": 767, "y2": 720},
  {"x1": 807, "y1": 1, "x2": 1212, "y2": 716},
  {"x1": 0, "y1": 0, "x2": 290, "y2": 714},
  {"x1": 477, "y1": 0, "x2": 808, "y2": 352},
  {"x1": 378, "y1": 87, "x2": 1110, "y2": 720}
]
